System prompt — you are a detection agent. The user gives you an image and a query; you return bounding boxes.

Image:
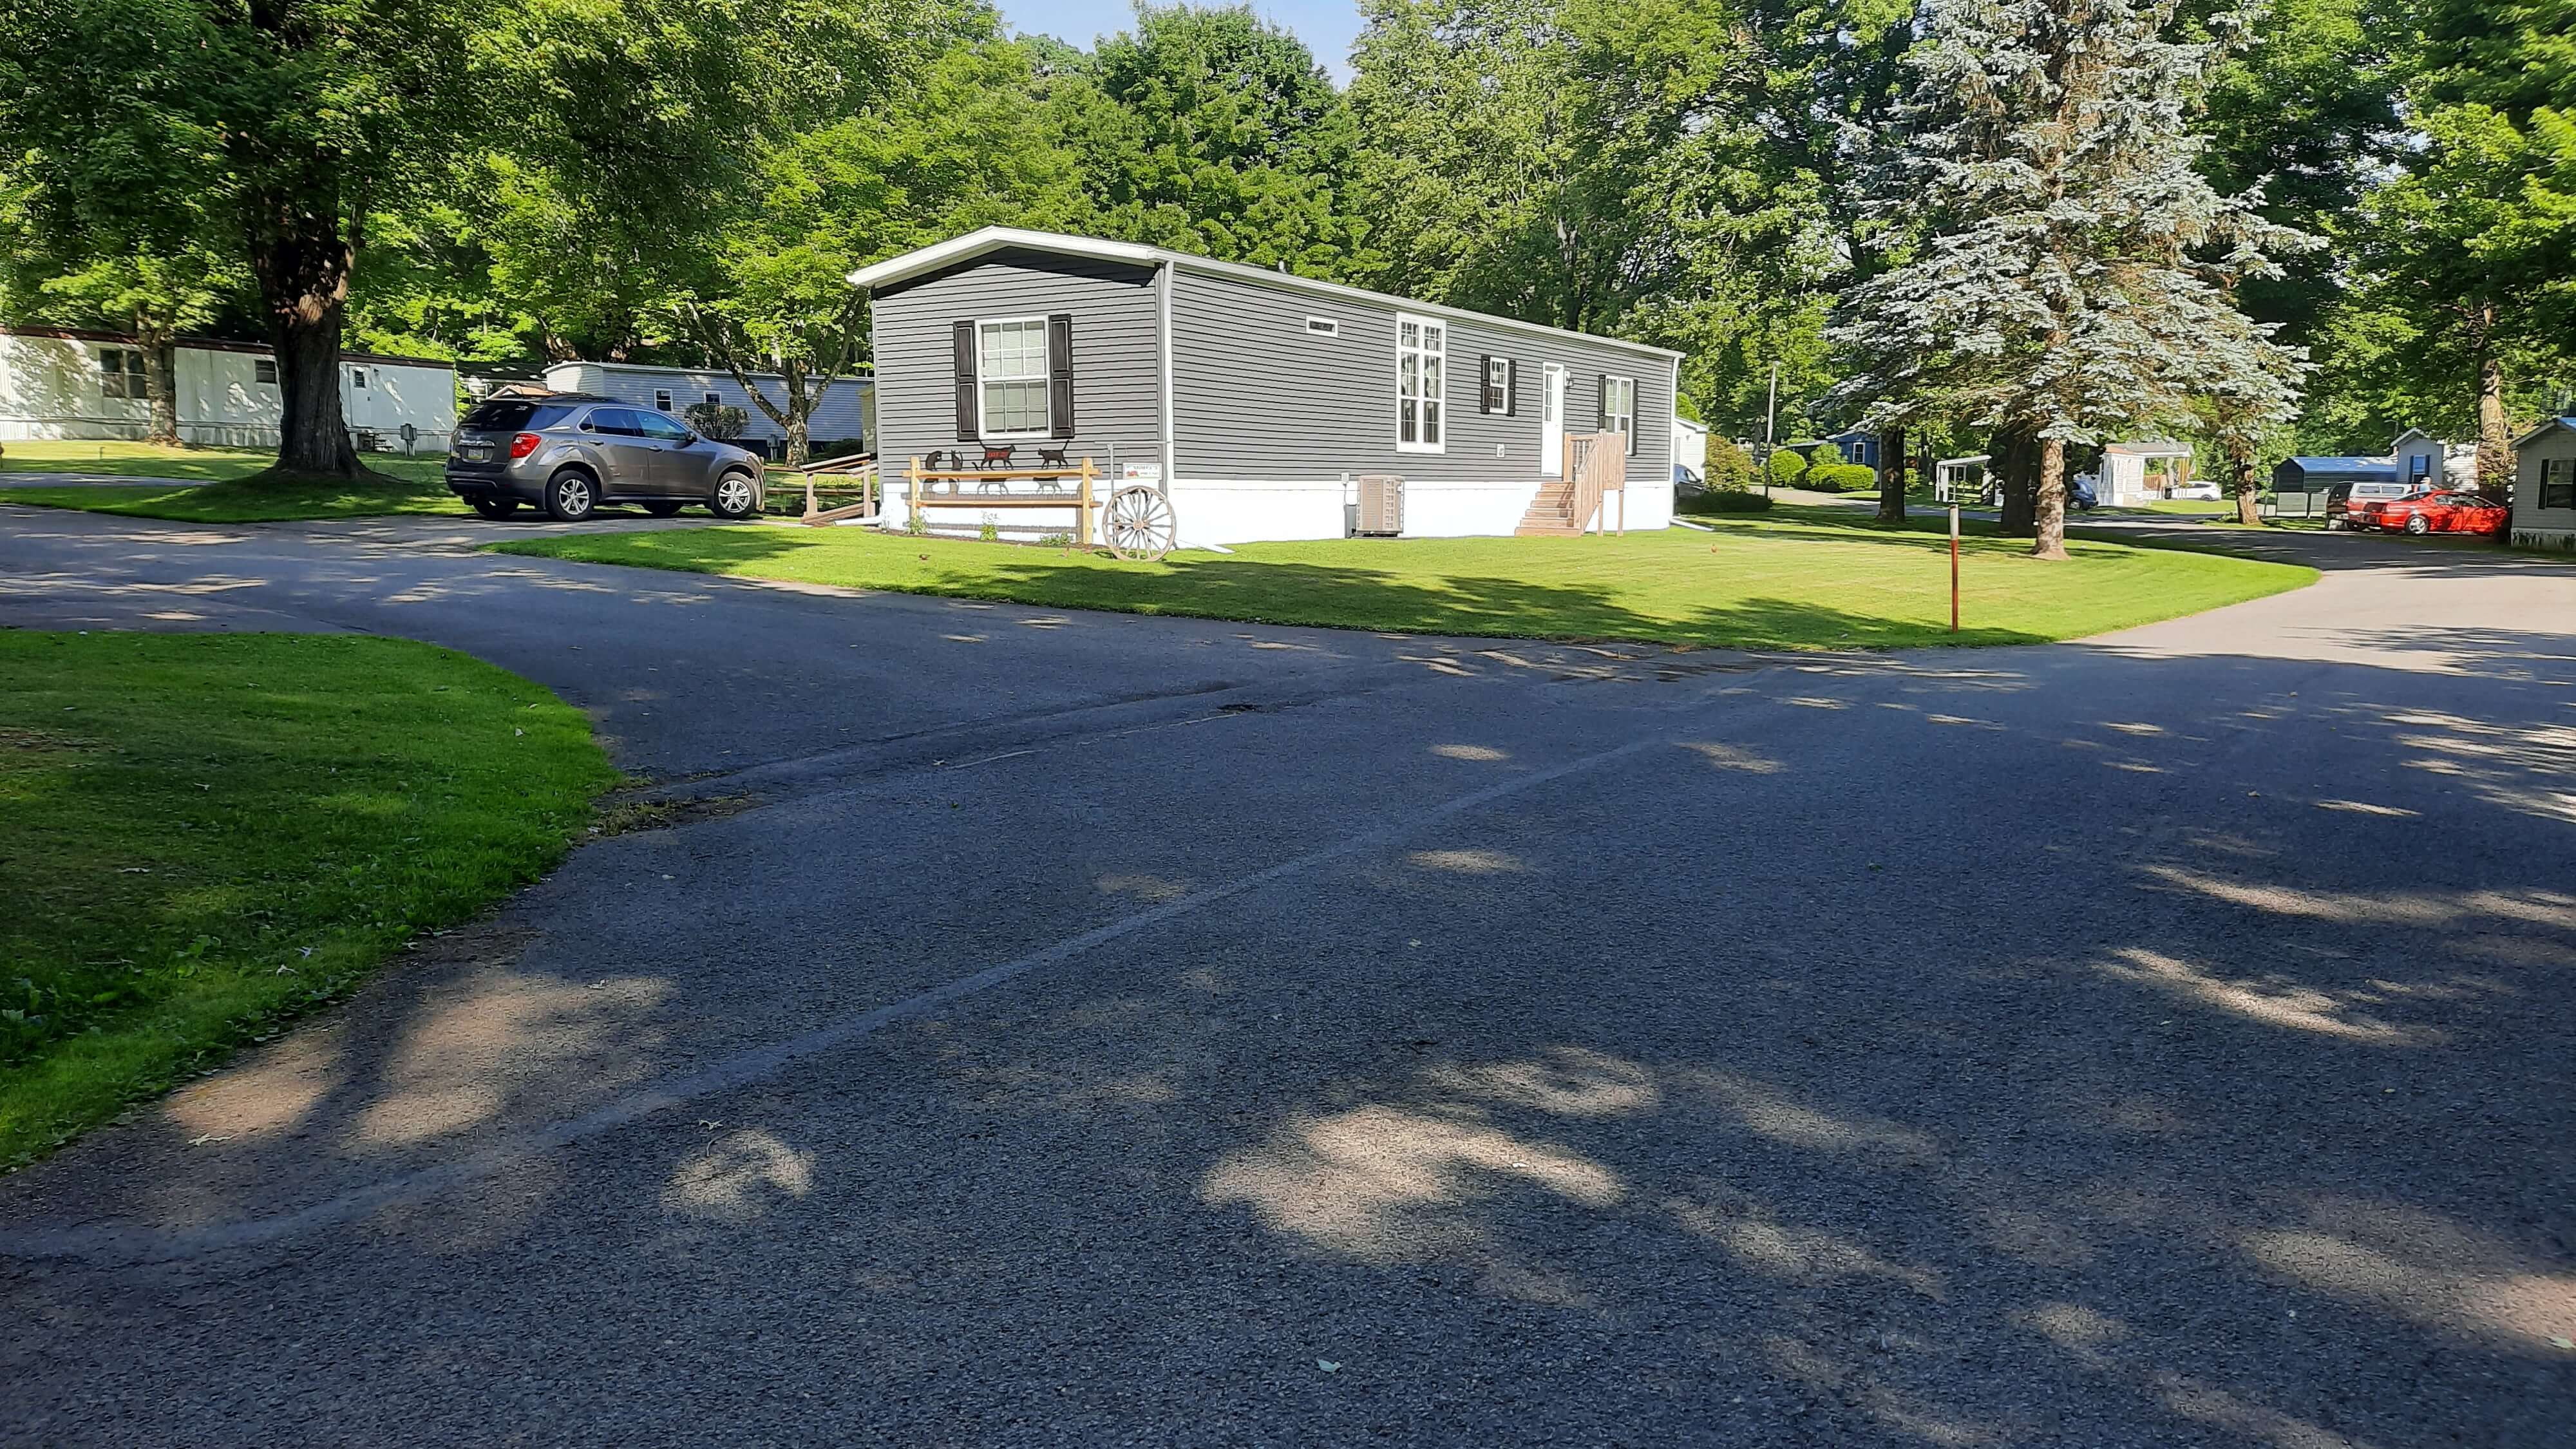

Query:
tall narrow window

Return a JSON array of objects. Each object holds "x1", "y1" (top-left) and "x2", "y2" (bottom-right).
[
  {"x1": 1396, "y1": 314, "x2": 1444, "y2": 451},
  {"x1": 976, "y1": 317, "x2": 1050, "y2": 438},
  {"x1": 1601, "y1": 375, "x2": 1636, "y2": 456}
]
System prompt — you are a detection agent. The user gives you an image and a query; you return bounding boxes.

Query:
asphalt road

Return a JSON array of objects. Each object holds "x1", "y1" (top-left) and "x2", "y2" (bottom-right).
[{"x1": 3, "y1": 507, "x2": 2573, "y2": 1446}]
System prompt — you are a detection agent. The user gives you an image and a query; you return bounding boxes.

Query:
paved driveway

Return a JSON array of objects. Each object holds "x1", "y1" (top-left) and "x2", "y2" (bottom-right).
[{"x1": 3, "y1": 508, "x2": 2573, "y2": 1446}]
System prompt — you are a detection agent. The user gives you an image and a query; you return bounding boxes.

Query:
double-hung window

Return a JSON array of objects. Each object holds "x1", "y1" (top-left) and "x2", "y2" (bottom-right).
[
  {"x1": 977, "y1": 317, "x2": 1050, "y2": 438},
  {"x1": 1600, "y1": 375, "x2": 1636, "y2": 456},
  {"x1": 2544, "y1": 457, "x2": 2576, "y2": 512},
  {"x1": 1396, "y1": 314, "x2": 1444, "y2": 451},
  {"x1": 654, "y1": 389, "x2": 674, "y2": 412},
  {"x1": 99, "y1": 348, "x2": 146, "y2": 400}
]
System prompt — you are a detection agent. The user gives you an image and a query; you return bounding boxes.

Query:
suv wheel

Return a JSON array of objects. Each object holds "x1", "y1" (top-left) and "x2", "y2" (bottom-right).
[
  {"x1": 708, "y1": 470, "x2": 759, "y2": 520},
  {"x1": 544, "y1": 468, "x2": 597, "y2": 522},
  {"x1": 469, "y1": 496, "x2": 520, "y2": 520}
]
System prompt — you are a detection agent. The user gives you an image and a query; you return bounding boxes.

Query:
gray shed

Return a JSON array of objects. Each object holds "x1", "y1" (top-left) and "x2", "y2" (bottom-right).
[{"x1": 848, "y1": 228, "x2": 1680, "y2": 544}]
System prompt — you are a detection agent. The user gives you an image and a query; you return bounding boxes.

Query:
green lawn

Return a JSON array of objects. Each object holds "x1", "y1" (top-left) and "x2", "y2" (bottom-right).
[
  {"x1": 0, "y1": 439, "x2": 458, "y2": 522},
  {"x1": 496, "y1": 506, "x2": 2315, "y2": 650},
  {"x1": 0, "y1": 632, "x2": 618, "y2": 1166}
]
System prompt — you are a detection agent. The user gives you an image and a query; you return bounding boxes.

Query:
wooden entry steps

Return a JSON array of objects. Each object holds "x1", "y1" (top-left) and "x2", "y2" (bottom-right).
[{"x1": 1515, "y1": 480, "x2": 1582, "y2": 536}]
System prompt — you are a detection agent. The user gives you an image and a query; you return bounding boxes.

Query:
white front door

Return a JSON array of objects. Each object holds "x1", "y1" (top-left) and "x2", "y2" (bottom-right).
[{"x1": 1540, "y1": 364, "x2": 1567, "y2": 477}]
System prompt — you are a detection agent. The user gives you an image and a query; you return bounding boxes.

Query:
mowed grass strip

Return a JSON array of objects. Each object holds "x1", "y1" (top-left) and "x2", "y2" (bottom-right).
[
  {"x1": 497, "y1": 507, "x2": 2314, "y2": 649},
  {"x1": 0, "y1": 440, "x2": 457, "y2": 522},
  {"x1": 0, "y1": 632, "x2": 619, "y2": 1166}
]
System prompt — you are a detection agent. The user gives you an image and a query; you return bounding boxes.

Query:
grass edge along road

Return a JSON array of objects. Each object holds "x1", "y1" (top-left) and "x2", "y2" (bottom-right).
[
  {"x1": 0, "y1": 632, "x2": 619, "y2": 1168},
  {"x1": 0, "y1": 441, "x2": 455, "y2": 522},
  {"x1": 497, "y1": 507, "x2": 2316, "y2": 651}
]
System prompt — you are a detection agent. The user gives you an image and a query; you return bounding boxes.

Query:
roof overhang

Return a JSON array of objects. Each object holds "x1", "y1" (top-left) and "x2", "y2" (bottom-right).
[
  {"x1": 2512, "y1": 416, "x2": 2576, "y2": 448},
  {"x1": 2391, "y1": 428, "x2": 2434, "y2": 447},
  {"x1": 846, "y1": 226, "x2": 1685, "y2": 363},
  {"x1": 846, "y1": 227, "x2": 1161, "y2": 291}
]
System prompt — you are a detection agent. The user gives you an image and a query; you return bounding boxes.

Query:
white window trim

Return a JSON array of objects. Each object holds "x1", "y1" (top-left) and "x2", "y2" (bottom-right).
[
  {"x1": 974, "y1": 314, "x2": 1054, "y2": 440},
  {"x1": 1604, "y1": 374, "x2": 1636, "y2": 457},
  {"x1": 654, "y1": 389, "x2": 674, "y2": 412},
  {"x1": 1394, "y1": 311, "x2": 1446, "y2": 455}
]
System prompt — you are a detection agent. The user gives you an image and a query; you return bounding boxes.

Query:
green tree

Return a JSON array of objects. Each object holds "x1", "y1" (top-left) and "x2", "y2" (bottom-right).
[
  {"x1": 1830, "y1": 0, "x2": 2310, "y2": 558},
  {"x1": 2, "y1": 0, "x2": 485, "y2": 476},
  {"x1": 1056, "y1": 4, "x2": 1365, "y2": 274}
]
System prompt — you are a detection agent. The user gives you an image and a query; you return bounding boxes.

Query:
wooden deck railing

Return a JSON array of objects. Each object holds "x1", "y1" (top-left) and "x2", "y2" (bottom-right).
[{"x1": 1564, "y1": 432, "x2": 1629, "y2": 535}]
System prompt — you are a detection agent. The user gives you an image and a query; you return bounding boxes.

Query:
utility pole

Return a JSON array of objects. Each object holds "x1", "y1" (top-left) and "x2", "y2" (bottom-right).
[{"x1": 1762, "y1": 361, "x2": 1780, "y2": 498}]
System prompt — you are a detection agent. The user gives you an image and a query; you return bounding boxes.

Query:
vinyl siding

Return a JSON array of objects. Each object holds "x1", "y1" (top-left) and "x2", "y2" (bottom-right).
[
  {"x1": 869, "y1": 249, "x2": 1163, "y2": 473},
  {"x1": 2512, "y1": 429, "x2": 2576, "y2": 546},
  {"x1": 1168, "y1": 267, "x2": 1671, "y2": 486}
]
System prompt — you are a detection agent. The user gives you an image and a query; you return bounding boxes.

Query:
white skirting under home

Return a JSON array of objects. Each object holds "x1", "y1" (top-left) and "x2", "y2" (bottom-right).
[{"x1": 883, "y1": 475, "x2": 1674, "y2": 547}]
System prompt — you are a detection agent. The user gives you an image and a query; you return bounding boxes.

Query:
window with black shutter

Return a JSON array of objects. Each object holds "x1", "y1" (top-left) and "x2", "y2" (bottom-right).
[
  {"x1": 1046, "y1": 313, "x2": 1074, "y2": 438},
  {"x1": 1482, "y1": 355, "x2": 1511, "y2": 415},
  {"x1": 951, "y1": 319, "x2": 977, "y2": 440}
]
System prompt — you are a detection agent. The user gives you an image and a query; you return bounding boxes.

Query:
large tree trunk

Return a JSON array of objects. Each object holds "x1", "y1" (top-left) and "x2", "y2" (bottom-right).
[
  {"x1": 1994, "y1": 428, "x2": 2037, "y2": 536},
  {"x1": 2474, "y1": 328, "x2": 2512, "y2": 493},
  {"x1": 1875, "y1": 424, "x2": 1906, "y2": 524},
  {"x1": 2229, "y1": 439, "x2": 2262, "y2": 526},
  {"x1": 249, "y1": 192, "x2": 361, "y2": 477},
  {"x1": 2030, "y1": 436, "x2": 2070, "y2": 560},
  {"x1": 136, "y1": 321, "x2": 180, "y2": 448}
]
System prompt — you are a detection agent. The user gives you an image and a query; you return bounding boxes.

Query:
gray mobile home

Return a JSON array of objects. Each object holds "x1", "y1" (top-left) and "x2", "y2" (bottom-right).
[
  {"x1": 541, "y1": 359, "x2": 873, "y2": 461},
  {"x1": 2510, "y1": 416, "x2": 2576, "y2": 551},
  {"x1": 849, "y1": 228, "x2": 1680, "y2": 544}
]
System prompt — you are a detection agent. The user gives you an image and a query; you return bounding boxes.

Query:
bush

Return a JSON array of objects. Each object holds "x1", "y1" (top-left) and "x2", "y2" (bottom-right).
[
  {"x1": 684, "y1": 402, "x2": 748, "y2": 440},
  {"x1": 1764, "y1": 448, "x2": 1809, "y2": 488},
  {"x1": 1683, "y1": 488, "x2": 1774, "y2": 515},
  {"x1": 1808, "y1": 441, "x2": 1846, "y2": 469},
  {"x1": 1707, "y1": 439, "x2": 1756, "y2": 491},
  {"x1": 1807, "y1": 462, "x2": 1879, "y2": 493}
]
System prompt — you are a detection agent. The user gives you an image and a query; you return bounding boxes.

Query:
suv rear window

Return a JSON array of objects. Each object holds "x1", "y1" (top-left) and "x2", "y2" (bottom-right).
[{"x1": 461, "y1": 399, "x2": 578, "y2": 432}]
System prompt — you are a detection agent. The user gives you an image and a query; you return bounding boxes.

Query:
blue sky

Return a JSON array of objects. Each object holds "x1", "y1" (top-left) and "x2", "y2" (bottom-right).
[{"x1": 997, "y1": 1, "x2": 1367, "y2": 80}]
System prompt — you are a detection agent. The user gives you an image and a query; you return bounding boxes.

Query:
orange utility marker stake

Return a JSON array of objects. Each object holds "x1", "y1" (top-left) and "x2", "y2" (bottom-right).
[{"x1": 1949, "y1": 502, "x2": 1961, "y2": 633}]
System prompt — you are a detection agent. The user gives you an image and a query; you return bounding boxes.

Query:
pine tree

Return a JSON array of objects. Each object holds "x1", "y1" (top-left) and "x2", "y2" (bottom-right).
[{"x1": 1828, "y1": 0, "x2": 2310, "y2": 556}]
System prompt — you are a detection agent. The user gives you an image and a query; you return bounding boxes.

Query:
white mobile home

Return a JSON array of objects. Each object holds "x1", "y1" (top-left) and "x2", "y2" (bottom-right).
[
  {"x1": 849, "y1": 228, "x2": 1679, "y2": 544},
  {"x1": 540, "y1": 360, "x2": 873, "y2": 462},
  {"x1": 2510, "y1": 417, "x2": 2576, "y2": 551},
  {"x1": 0, "y1": 326, "x2": 455, "y2": 451}
]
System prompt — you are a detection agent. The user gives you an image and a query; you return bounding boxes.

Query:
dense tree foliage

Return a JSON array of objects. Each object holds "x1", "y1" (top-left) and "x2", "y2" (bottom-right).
[{"x1": 0, "y1": 0, "x2": 2564, "y2": 493}]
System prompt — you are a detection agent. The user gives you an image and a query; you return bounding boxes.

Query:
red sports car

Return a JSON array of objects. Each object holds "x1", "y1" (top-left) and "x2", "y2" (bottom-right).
[{"x1": 2357, "y1": 489, "x2": 2510, "y2": 536}]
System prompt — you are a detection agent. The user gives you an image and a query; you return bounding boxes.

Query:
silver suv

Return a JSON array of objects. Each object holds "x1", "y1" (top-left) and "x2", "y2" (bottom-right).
[{"x1": 446, "y1": 394, "x2": 764, "y2": 522}]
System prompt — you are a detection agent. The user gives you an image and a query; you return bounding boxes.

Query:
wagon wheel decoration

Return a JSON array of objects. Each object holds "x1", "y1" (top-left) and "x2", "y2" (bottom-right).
[{"x1": 1103, "y1": 484, "x2": 1178, "y2": 561}]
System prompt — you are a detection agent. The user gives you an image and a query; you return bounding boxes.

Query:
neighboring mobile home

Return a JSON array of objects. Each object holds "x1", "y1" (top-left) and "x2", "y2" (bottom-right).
[
  {"x1": 2510, "y1": 417, "x2": 2576, "y2": 551},
  {"x1": 0, "y1": 325, "x2": 456, "y2": 451},
  {"x1": 849, "y1": 228, "x2": 1678, "y2": 544},
  {"x1": 538, "y1": 359, "x2": 873, "y2": 462}
]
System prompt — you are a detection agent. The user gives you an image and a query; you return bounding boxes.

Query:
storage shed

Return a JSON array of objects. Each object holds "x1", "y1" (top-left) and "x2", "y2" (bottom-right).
[
  {"x1": 849, "y1": 228, "x2": 1679, "y2": 545},
  {"x1": 2271, "y1": 455, "x2": 2398, "y2": 491},
  {"x1": 2509, "y1": 417, "x2": 2576, "y2": 551}
]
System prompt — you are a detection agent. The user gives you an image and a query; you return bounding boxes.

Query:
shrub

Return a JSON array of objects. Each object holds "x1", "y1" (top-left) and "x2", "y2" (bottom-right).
[
  {"x1": 1707, "y1": 439, "x2": 1756, "y2": 491},
  {"x1": 1764, "y1": 448, "x2": 1809, "y2": 488},
  {"x1": 1807, "y1": 462, "x2": 1879, "y2": 493},
  {"x1": 684, "y1": 402, "x2": 748, "y2": 440},
  {"x1": 1683, "y1": 488, "x2": 1773, "y2": 514},
  {"x1": 1808, "y1": 441, "x2": 1846, "y2": 468}
]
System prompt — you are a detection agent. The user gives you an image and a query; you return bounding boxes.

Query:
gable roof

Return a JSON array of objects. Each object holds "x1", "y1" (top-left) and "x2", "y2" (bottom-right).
[
  {"x1": 2391, "y1": 427, "x2": 2439, "y2": 448},
  {"x1": 847, "y1": 226, "x2": 1683, "y2": 363},
  {"x1": 2282, "y1": 455, "x2": 2397, "y2": 474},
  {"x1": 2512, "y1": 416, "x2": 2576, "y2": 448}
]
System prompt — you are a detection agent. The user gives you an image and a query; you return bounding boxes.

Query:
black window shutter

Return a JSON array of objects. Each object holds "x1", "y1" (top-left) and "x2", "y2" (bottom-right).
[
  {"x1": 1478, "y1": 354, "x2": 1495, "y2": 414},
  {"x1": 1506, "y1": 359, "x2": 1519, "y2": 417},
  {"x1": 1596, "y1": 374, "x2": 1610, "y2": 433},
  {"x1": 952, "y1": 320, "x2": 977, "y2": 440},
  {"x1": 1046, "y1": 313, "x2": 1075, "y2": 438}
]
